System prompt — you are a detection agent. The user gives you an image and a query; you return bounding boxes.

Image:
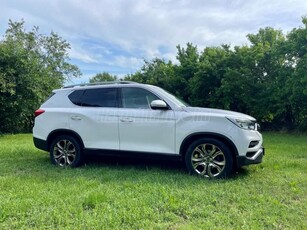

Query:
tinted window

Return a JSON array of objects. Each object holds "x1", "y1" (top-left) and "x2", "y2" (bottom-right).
[
  {"x1": 79, "y1": 88, "x2": 117, "y2": 107},
  {"x1": 68, "y1": 90, "x2": 84, "y2": 105},
  {"x1": 121, "y1": 87, "x2": 159, "y2": 109}
]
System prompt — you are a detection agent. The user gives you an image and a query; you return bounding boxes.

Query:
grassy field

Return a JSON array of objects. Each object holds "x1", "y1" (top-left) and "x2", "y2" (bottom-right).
[{"x1": 0, "y1": 133, "x2": 306, "y2": 229}]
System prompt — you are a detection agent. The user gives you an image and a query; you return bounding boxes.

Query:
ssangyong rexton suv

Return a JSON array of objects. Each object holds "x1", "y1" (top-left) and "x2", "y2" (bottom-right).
[{"x1": 33, "y1": 81, "x2": 264, "y2": 178}]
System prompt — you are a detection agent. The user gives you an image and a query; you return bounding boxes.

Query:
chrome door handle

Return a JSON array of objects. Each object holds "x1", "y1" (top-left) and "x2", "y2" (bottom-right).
[
  {"x1": 71, "y1": 115, "x2": 82, "y2": 120},
  {"x1": 120, "y1": 118, "x2": 133, "y2": 122}
]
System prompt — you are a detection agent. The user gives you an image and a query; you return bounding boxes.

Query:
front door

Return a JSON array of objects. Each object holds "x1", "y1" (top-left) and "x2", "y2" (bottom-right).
[{"x1": 118, "y1": 87, "x2": 176, "y2": 154}]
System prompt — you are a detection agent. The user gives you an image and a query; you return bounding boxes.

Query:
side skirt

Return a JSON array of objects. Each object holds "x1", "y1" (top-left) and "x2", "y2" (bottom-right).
[{"x1": 84, "y1": 148, "x2": 182, "y2": 161}]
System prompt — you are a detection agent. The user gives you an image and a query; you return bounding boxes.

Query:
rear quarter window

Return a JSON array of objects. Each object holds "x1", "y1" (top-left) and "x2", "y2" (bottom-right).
[{"x1": 68, "y1": 90, "x2": 84, "y2": 105}]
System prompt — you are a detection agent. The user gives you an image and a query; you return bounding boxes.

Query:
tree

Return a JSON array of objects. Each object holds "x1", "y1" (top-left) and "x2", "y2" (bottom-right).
[
  {"x1": 2, "y1": 19, "x2": 305, "y2": 133},
  {"x1": 280, "y1": 17, "x2": 307, "y2": 130},
  {"x1": 174, "y1": 43, "x2": 199, "y2": 102},
  {"x1": 124, "y1": 17, "x2": 306, "y2": 131},
  {"x1": 0, "y1": 20, "x2": 80, "y2": 133},
  {"x1": 189, "y1": 45, "x2": 231, "y2": 107},
  {"x1": 125, "y1": 58, "x2": 175, "y2": 92},
  {"x1": 89, "y1": 72, "x2": 117, "y2": 83}
]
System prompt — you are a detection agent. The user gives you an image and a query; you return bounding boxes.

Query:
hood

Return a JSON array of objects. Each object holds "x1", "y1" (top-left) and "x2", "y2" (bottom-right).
[{"x1": 182, "y1": 107, "x2": 256, "y2": 121}]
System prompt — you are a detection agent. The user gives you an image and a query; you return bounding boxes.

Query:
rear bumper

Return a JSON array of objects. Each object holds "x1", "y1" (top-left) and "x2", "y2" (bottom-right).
[
  {"x1": 237, "y1": 147, "x2": 264, "y2": 167},
  {"x1": 33, "y1": 137, "x2": 48, "y2": 151}
]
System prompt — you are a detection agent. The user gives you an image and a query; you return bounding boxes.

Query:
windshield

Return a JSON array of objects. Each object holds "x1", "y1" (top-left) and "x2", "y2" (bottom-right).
[{"x1": 152, "y1": 86, "x2": 189, "y2": 107}]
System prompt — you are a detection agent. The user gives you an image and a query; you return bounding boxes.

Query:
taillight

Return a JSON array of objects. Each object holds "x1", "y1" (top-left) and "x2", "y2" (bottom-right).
[{"x1": 34, "y1": 109, "x2": 45, "y2": 118}]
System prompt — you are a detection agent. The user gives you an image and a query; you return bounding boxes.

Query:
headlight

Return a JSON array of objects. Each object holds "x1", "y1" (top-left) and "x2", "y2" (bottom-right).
[{"x1": 227, "y1": 117, "x2": 258, "y2": 130}]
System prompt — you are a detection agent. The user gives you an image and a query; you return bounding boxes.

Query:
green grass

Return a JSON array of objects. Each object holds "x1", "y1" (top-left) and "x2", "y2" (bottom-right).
[{"x1": 0, "y1": 133, "x2": 306, "y2": 229}]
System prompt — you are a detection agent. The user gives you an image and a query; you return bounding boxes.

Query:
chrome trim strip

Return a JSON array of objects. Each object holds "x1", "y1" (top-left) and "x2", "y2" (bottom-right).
[{"x1": 247, "y1": 148, "x2": 263, "y2": 160}]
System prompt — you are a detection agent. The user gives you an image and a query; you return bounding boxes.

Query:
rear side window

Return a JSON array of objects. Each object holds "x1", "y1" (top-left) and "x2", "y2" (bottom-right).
[{"x1": 77, "y1": 88, "x2": 118, "y2": 107}]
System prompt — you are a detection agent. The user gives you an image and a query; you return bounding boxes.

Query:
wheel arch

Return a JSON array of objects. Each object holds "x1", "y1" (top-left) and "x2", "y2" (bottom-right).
[
  {"x1": 47, "y1": 129, "x2": 84, "y2": 151},
  {"x1": 179, "y1": 132, "x2": 238, "y2": 165}
]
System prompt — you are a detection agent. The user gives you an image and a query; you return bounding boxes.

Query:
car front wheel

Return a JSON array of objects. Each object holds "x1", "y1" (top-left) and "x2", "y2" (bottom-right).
[
  {"x1": 50, "y1": 135, "x2": 83, "y2": 167},
  {"x1": 185, "y1": 138, "x2": 233, "y2": 178}
]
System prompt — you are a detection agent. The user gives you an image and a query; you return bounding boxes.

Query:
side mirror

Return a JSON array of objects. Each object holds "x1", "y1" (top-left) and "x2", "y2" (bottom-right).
[{"x1": 150, "y1": 100, "x2": 168, "y2": 110}]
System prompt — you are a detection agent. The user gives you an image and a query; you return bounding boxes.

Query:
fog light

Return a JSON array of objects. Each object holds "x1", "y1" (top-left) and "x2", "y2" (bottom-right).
[{"x1": 249, "y1": 141, "x2": 259, "y2": 148}]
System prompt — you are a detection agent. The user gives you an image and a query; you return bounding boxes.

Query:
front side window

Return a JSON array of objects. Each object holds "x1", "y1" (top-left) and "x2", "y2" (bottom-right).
[
  {"x1": 152, "y1": 86, "x2": 189, "y2": 107},
  {"x1": 121, "y1": 87, "x2": 159, "y2": 109},
  {"x1": 78, "y1": 88, "x2": 117, "y2": 107}
]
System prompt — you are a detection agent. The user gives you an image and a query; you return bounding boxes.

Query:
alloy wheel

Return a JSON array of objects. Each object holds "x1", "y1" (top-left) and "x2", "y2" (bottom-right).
[
  {"x1": 52, "y1": 139, "x2": 77, "y2": 166},
  {"x1": 191, "y1": 143, "x2": 226, "y2": 178}
]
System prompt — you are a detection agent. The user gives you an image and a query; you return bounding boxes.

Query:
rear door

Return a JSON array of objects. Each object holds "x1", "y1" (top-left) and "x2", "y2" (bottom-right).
[{"x1": 68, "y1": 87, "x2": 119, "y2": 150}]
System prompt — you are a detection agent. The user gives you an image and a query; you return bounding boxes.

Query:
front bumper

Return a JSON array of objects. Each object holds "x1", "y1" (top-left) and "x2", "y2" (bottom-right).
[{"x1": 236, "y1": 147, "x2": 264, "y2": 167}]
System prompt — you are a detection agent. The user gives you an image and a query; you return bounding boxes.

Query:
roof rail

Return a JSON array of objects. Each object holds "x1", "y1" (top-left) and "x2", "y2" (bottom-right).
[{"x1": 63, "y1": 81, "x2": 138, "y2": 88}]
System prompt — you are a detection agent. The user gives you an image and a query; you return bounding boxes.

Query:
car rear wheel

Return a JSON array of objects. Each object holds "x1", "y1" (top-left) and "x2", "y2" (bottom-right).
[
  {"x1": 185, "y1": 138, "x2": 233, "y2": 178},
  {"x1": 50, "y1": 135, "x2": 83, "y2": 167}
]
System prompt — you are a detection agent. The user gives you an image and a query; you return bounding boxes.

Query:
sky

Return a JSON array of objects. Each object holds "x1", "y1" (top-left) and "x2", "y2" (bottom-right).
[{"x1": 1, "y1": 0, "x2": 307, "y2": 84}]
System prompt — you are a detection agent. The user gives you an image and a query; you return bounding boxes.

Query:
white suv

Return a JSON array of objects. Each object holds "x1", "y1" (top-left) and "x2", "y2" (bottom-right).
[{"x1": 33, "y1": 81, "x2": 264, "y2": 178}]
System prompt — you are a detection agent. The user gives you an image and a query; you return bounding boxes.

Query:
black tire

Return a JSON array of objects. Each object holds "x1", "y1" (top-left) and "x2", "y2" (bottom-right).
[
  {"x1": 50, "y1": 135, "x2": 84, "y2": 167},
  {"x1": 185, "y1": 138, "x2": 233, "y2": 179}
]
